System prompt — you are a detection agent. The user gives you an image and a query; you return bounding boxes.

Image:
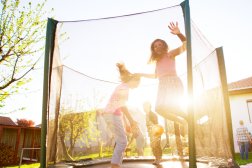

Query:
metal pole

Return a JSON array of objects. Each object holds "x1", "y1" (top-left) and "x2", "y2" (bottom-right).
[
  {"x1": 181, "y1": 0, "x2": 197, "y2": 167},
  {"x1": 41, "y1": 18, "x2": 58, "y2": 168},
  {"x1": 216, "y1": 47, "x2": 236, "y2": 160}
]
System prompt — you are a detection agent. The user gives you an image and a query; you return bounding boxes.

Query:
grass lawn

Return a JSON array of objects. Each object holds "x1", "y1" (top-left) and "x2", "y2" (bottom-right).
[
  {"x1": 6, "y1": 163, "x2": 40, "y2": 168},
  {"x1": 235, "y1": 152, "x2": 252, "y2": 166}
]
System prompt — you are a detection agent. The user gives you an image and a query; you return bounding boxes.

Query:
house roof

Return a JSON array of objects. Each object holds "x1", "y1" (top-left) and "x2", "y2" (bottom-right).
[
  {"x1": 228, "y1": 76, "x2": 252, "y2": 95},
  {"x1": 0, "y1": 116, "x2": 16, "y2": 126}
]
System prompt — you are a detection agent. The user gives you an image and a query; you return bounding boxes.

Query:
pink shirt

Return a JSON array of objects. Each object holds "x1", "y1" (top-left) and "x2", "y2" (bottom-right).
[
  {"x1": 104, "y1": 83, "x2": 129, "y2": 115},
  {"x1": 155, "y1": 53, "x2": 176, "y2": 78}
]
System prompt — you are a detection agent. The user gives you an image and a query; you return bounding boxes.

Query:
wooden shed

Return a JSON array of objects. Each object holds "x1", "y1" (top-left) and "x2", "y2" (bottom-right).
[{"x1": 0, "y1": 116, "x2": 41, "y2": 166}]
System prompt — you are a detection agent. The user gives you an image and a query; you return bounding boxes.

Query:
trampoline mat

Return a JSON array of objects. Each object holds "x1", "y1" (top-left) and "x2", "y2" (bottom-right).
[
  {"x1": 52, "y1": 157, "x2": 225, "y2": 168},
  {"x1": 83, "y1": 160, "x2": 211, "y2": 168}
]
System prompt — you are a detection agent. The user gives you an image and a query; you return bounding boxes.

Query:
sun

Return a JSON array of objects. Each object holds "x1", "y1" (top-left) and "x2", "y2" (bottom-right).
[{"x1": 127, "y1": 78, "x2": 158, "y2": 109}]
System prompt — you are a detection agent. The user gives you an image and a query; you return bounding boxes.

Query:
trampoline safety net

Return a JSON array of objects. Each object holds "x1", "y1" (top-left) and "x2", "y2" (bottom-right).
[{"x1": 42, "y1": 1, "x2": 235, "y2": 167}]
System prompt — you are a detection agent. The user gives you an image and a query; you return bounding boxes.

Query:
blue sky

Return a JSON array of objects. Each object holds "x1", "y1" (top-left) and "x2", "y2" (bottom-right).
[{"x1": 2, "y1": 0, "x2": 252, "y2": 124}]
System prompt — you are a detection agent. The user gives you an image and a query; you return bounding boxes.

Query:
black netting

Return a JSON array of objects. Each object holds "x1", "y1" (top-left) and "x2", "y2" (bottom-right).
[{"x1": 43, "y1": 2, "x2": 234, "y2": 167}]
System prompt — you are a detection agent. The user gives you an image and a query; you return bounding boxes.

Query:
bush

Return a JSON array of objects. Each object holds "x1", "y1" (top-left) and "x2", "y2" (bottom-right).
[
  {"x1": 0, "y1": 143, "x2": 18, "y2": 166},
  {"x1": 17, "y1": 119, "x2": 35, "y2": 127}
]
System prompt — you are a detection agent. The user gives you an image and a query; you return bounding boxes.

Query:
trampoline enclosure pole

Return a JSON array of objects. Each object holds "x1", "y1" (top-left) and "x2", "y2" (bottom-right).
[
  {"x1": 216, "y1": 47, "x2": 236, "y2": 160},
  {"x1": 41, "y1": 18, "x2": 58, "y2": 168},
  {"x1": 181, "y1": 0, "x2": 197, "y2": 167}
]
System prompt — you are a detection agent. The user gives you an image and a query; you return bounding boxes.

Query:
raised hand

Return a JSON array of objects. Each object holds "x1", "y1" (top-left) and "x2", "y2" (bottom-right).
[{"x1": 168, "y1": 22, "x2": 181, "y2": 35}]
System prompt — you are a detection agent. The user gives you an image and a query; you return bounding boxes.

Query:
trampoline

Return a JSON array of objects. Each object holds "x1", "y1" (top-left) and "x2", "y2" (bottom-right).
[
  {"x1": 50, "y1": 156, "x2": 220, "y2": 168},
  {"x1": 41, "y1": 0, "x2": 236, "y2": 167}
]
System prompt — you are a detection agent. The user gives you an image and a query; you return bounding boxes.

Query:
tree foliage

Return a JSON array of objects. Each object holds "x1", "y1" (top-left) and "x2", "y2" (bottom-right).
[
  {"x1": 0, "y1": 0, "x2": 51, "y2": 108},
  {"x1": 16, "y1": 118, "x2": 35, "y2": 127},
  {"x1": 59, "y1": 110, "x2": 99, "y2": 156}
]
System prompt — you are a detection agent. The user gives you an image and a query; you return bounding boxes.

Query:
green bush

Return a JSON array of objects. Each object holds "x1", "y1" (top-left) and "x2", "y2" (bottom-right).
[{"x1": 0, "y1": 143, "x2": 18, "y2": 166}]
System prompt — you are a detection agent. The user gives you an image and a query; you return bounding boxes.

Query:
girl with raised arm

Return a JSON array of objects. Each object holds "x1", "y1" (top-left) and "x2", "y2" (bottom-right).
[{"x1": 138, "y1": 22, "x2": 187, "y2": 125}]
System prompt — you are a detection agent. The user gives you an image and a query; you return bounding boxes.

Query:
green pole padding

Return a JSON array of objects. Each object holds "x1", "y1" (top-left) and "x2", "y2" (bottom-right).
[
  {"x1": 216, "y1": 47, "x2": 236, "y2": 160},
  {"x1": 41, "y1": 18, "x2": 58, "y2": 168},
  {"x1": 180, "y1": 0, "x2": 197, "y2": 167}
]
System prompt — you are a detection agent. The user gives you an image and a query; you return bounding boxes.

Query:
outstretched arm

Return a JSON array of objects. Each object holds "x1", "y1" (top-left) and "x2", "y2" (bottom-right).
[
  {"x1": 135, "y1": 73, "x2": 156, "y2": 79},
  {"x1": 168, "y1": 22, "x2": 186, "y2": 42},
  {"x1": 168, "y1": 22, "x2": 187, "y2": 57}
]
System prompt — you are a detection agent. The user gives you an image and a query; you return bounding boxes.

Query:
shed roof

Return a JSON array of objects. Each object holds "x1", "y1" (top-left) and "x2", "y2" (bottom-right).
[{"x1": 0, "y1": 116, "x2": 16, "y2": 126}]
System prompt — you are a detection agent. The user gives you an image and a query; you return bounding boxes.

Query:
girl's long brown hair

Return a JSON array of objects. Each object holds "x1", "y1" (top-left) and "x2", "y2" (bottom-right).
[{"x1": 148, "y1": 39, "x2": 168, "y2": 63}]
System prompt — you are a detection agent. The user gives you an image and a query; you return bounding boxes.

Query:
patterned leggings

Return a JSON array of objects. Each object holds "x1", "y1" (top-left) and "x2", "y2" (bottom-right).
[{"x1": 150, "y1": 135, "x2": 162, "y2": 159}]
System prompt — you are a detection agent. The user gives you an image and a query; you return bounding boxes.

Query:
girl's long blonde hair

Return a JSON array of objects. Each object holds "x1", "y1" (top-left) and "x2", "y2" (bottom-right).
[{"x1": 116, "y1": 63, "x2": 139, "y2": 83}]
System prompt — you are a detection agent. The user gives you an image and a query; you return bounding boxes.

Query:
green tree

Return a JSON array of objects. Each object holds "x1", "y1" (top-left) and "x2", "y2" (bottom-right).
[
  {"x1": 0, "y1": 0, "x2": 51, "y2": 109},
  {"x1": 59, "y1": 111, "x2": 99, "y2": 157}
]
